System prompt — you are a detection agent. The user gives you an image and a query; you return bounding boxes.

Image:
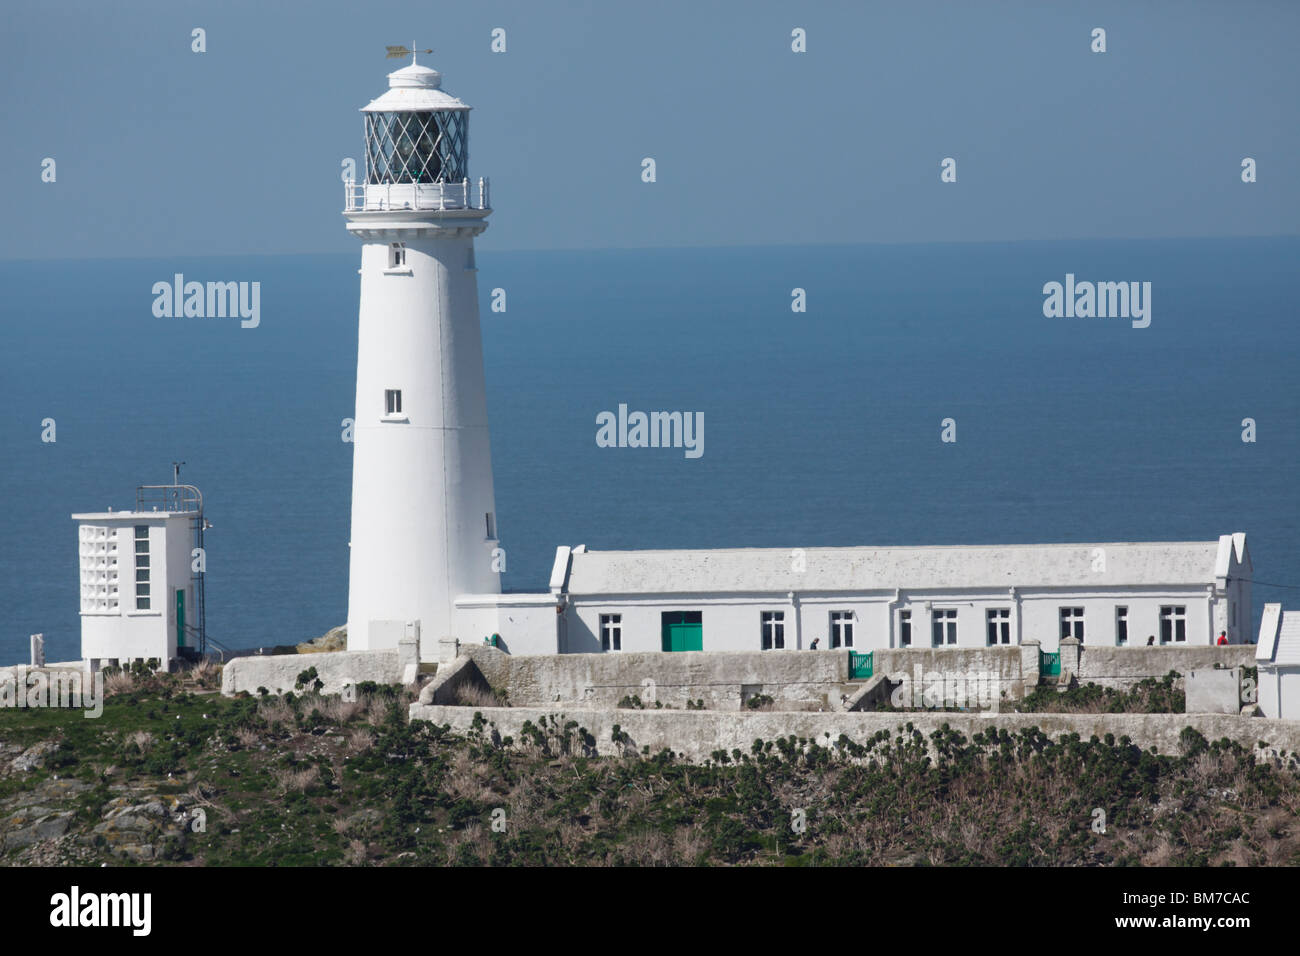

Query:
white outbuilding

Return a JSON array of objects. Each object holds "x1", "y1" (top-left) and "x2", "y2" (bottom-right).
[
  {"x1": 71, "y1": 483, "x2": 207, "y2": 670},
  {"x1": 1256, "y1": 603, "x2": 1300, "y2": 719}
]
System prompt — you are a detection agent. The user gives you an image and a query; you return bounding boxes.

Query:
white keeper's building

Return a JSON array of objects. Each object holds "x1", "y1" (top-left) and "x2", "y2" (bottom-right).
[{"x1": 467, "y1": 536, "x2": 1252, "y2": 656}]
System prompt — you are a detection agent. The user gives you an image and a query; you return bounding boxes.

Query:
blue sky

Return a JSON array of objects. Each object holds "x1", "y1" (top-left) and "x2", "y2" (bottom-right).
[{"x1": 1, "y1": 0, "x2": 1296, "y2": 259}]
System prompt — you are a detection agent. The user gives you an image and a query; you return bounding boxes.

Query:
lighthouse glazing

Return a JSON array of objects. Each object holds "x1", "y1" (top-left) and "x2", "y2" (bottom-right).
[{"x1": 344, "y1": 56, "x2": 499, "y2": 653}]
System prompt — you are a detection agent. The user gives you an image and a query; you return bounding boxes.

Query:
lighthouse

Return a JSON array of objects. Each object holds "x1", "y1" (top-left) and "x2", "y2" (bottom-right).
[{"x1": 344, "y1": 52, "x2": 499, "y2": 654}]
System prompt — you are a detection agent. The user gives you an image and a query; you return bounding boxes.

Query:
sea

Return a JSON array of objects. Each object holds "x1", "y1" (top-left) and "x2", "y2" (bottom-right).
[{"x1": 1, "y1": 237, "x2": 1296, "y2": 663}]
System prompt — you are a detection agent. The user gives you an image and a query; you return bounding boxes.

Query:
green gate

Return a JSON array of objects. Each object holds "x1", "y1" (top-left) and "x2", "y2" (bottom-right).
[
  {"x1": 849, "y1": 650, "x2": 874, "y2": 680},
  {"x1": 1039, "y1": 649, "x2": 1061, "y2": 677},
  {"x1": 661, "y1": 612, "x2": 703, "y2": 652}
]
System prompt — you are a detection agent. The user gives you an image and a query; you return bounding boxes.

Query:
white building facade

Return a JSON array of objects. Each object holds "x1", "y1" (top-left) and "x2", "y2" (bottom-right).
[
  {"x1": 468, "y1": 535, "x2": 1251, "y2": 657},
  {"x1": 344, "y1": 57, "x2": 502, "y2": 655},
  {"x1": 1256, "y1": 603, "x2": 1300, "y2": 719},
  {"x1": 71, "y1": 511, "x2": 194, "y2": 668}
]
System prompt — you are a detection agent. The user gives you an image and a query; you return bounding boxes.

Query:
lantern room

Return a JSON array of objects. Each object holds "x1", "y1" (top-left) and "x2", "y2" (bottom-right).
[{"x1": 346, "y1": 55, "x2": 488, "y2": 213}]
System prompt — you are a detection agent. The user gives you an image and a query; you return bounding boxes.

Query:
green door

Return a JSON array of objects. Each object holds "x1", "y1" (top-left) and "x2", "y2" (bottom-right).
[
  {"x1": 661, "y1": 611, "x2": 703, "y2": 651},
  {"x1": 175, "y1": 589, "x2": 186, "y2": 648}
]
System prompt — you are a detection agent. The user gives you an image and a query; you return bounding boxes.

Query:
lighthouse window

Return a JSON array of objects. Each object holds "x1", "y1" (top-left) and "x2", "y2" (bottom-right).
[
  {"x1": 365, "y1": 111, "x2": 468, "y2": 185},
  {"x1": 385, "y1": 389, "x2": 402, "y2": 415},
  {"x1": 388, "y1": 243, "x2": 406, "y2": 268},
  {"x1": 485, "y1": 512, "x2": 496, "y2": 539}
]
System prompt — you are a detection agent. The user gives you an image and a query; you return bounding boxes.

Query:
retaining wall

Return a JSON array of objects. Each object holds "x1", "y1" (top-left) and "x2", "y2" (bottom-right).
[
  {"x1": 1076, "y1": 645, "x2": 1255, "y2": 688},
  {"x1": 408, "y1": 704, "x2": 1300, "y2": 764},
  {"x1": 221, "y1": 648, "x2": 403, "y2": 696},
  {"x1": 459, "y1": 644, "x2": 854, "y2": 711},
  {"x1": 450, "y1": 643, "x2": 1256, "y2": 711}
]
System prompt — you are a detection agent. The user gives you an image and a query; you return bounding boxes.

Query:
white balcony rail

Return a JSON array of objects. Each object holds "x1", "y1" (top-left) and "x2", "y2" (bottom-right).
[{"x1": 344, "y1": 177, "x2": 490, "y2": 212}]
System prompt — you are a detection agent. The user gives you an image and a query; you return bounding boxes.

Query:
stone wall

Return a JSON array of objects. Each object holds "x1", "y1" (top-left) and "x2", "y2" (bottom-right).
[
  {"x1": 408, "y1": 703, "x2": 1300, "y2": 764},
  {"x1": 1076, "y1": 645, "x2": 1254, "y2": 689},
  {"x1": 874, "y1": 646, "x2": 1031, "y2": 707},
  {"x1": 1185, "y1": 667, "x2": 1243, "y2": 714},
  {"x1": 418, "y1": 655, "x2": 491, "y2": 706},
  {"x1": 458, "y1": 644, "x2": 853, "y2": 711},
  {"x1": 220, "y1": 648, "x2": 403, "y2": 697},
  {"x1": 443, "y1": 643, "x2": 1263, "y2": 711}
]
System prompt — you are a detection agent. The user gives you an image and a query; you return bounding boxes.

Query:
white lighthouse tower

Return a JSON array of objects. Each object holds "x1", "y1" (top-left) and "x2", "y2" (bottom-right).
[{"x1": 344, "y1": 51, "x2": 499, "y2": 654}]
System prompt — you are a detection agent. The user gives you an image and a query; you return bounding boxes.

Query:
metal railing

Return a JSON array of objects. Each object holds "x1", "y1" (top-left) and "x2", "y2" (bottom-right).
[
  {"x1": 136, "y1": 484, "x2": 203, "y2": 514},
  {"x1": 344, "y1": 177, "x2": 490, "y2": 212}
]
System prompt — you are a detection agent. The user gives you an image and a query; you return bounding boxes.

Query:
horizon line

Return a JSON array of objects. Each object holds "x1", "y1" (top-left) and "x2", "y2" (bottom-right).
[{"x1": 1, "y1": 232, "x2": 1297, "y2": 266}]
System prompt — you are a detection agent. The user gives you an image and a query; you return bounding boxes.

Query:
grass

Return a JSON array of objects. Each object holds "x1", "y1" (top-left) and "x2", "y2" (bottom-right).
[{"x1": 0, "y1": 667, "x2": 1295, "y2": 866}]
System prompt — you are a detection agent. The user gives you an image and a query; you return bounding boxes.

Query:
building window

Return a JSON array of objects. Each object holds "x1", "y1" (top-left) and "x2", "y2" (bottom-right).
[
  {"x1": 1059, "y1": 606, "x2": 1085, "y2": 642},
  {"x1": 899, "y1": 609, "x2": 912, "y2": 647},
  {"x1": 388, "y1": 242, "x2": 406, "y2": 268},
  {"x1": 485, "y1": 512, "x2": 495, "y2": 539},
  {"x1": 829, "y1": 611, "x2": 853, "y2": 649},
  {"x1": 761, "y1": 611, "x2": 785, "y2": 650},
  {"x1": 1115, "y1": 606, "x2": 1129, "y2": 646},
  {"x1": 986, "y1": 608, "x2": 1011, "y2": 645},
  {"x1": 932, "y1": 608, "x2": 957, "y2": 646},
  {"x1": 134, "y1": 525, "x2": 151, "y2": 611},
  {"x1": 1160, "y1": 606, "x2": 1186, "y2": 644},
  {"x1": 600, "y1": 614, "x2": 622, "y2": 652},
  {"x1": 385, "y1": 389, "x2": 402, "y2": 415}
]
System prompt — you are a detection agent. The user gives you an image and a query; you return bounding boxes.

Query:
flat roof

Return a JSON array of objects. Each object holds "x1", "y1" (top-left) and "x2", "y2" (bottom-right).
[
  {"x1": 564, "y1": 538, "x2": 1244, "y2": 595},
  {"x1": 71, "y1": 511, "x2": 188, "y2": 521}
]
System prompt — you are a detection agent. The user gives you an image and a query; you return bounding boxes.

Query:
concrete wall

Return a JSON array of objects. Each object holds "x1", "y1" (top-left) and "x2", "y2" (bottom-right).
[
  {"x1": 418, "y1": 654, "x2": 490, "y2": 706},
  {"x1": 442, "y1": 643, "x2": 1260, "y2": 711},
  {"x1": 457, "y1": 644, "x2": 853, "y2": 711},
  {"x1": 221, "y1": 648, "x2": 402, "y2": 696},
  {"x1": 1077, "y1": 645, "x2": 1254, "y2": 689},
  {"x1": 1185, "y1": 667, "x2": 1242, "y2": 714},
  {"x1": 455, "y1": 596, "x2": 558, "y2": 658},
  {"x1": 874, "y1": 646, "x2": 1030, "y2": 708},
  {"x1": 407, "y1": 705, "x2": 1300, "y2": 764}
]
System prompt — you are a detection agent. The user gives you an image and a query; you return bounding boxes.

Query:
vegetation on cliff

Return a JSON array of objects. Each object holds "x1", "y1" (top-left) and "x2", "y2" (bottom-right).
[{"x1": 0, "y1": 665, "x2": 1296, "y2": 866}]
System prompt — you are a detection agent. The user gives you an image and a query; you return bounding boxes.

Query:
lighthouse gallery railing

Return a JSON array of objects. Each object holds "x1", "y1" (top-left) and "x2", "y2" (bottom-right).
[{"x1": 344, "y1": 177, "x2": 490, "y2": 212}]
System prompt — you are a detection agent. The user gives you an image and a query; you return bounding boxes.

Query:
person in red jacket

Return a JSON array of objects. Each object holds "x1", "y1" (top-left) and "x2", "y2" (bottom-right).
[{"x1": 1217, "y1": 631, "x2": 1228, "y2": 645}]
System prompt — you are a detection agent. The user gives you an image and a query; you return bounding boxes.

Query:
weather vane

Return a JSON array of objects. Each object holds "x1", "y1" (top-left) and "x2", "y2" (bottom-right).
[{"x1": 386, "y1": 44, "x2": 433, "y2": 64}]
